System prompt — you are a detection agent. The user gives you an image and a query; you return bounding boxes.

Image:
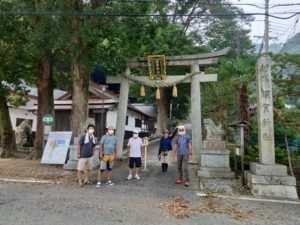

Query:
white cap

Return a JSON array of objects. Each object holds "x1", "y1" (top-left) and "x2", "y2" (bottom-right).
[{"x1": 133, "y1": 129, "x2": 139, "y2": 134}]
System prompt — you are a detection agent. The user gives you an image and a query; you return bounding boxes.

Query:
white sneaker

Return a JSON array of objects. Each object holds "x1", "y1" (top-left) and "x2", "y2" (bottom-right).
[
  {"x1": 127, "y1": 174, "x2": 133, "y2": 180},
  {"x1": 96, "y1": 181, "x2": 102, "y2": 188},
  {"x1": 134, "y1": 174, "x2": 141, "y2": 180}
]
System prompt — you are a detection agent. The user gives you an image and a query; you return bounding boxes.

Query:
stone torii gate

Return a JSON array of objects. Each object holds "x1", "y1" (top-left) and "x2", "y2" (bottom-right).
[{"x1": 106, "y1": 48, "x2": 230, "y2": 162}]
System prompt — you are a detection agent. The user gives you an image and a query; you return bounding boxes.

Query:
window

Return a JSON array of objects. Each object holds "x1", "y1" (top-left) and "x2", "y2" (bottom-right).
[{"x1": 135, "y1": 118, "x2": 142, "y2": 127}]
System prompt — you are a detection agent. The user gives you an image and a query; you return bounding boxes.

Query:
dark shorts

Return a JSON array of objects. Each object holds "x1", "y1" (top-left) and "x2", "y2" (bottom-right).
[{"x1": 129, "y1": 157, "x2": 142, "y2": 169}]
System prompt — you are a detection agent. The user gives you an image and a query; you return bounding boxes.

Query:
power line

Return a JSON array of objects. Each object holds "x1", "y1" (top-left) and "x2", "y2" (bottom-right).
[
  {"x1": 0, "y1": 11, "x2": 300, "y2": 20},
  {"x1": 106, "y1": 1, "x2": 300, "y2": 9}
]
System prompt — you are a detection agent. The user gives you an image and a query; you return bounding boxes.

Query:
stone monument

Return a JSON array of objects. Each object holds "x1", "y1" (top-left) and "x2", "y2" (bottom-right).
[
  {"x1": 15, "y1": 120, "x2": 33, "y2": 147},
  {"x1": 64, "y1": 118, "x2": 100, "y2": 170},
  {"x1": 198, "y1": 118, "x2": 234, "y2": 178},
  {"x1": 245, "y1": 56, "x2": 298, "y2": 199}
]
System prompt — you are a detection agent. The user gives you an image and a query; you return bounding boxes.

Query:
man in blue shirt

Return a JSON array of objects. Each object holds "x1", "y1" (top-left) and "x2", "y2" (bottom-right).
[
  {"x1": 96, "y1": 126, "x2": 118, "y2": 188},
  {"x1": 173, "y1": 125, "x2": 192, "y2": 187}
]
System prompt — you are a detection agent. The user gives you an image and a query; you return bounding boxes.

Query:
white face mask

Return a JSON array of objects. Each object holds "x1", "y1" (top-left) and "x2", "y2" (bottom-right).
[
  {"x1": 88, "y1": 129, "x2": 94, "y2": 135},
  {"x1": 133, "y1": 133, "x2": 138, "y2": 138},
  {"x1": 178, "y1": 131, "x2": 185, "y2": 135},
  {"x1": 108, "y1": 130, "x2": 114, "y2": 135}
]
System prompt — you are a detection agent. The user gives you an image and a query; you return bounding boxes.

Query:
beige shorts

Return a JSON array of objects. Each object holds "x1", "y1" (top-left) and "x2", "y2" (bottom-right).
[{"x1": 77, "y1": 157, "x2": 93, "y2": 171}]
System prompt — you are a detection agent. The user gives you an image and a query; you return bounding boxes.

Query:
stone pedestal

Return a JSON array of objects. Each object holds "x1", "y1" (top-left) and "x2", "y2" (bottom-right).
[
  {"x1": 245, "y1": 162, "x2": 298, "y2": 199},
  {"x1": 63, "y1": 144, "x2": 100, "y2": 171},
  {"x1": 198, "y1": 140, "x2": 234, "y2": 178}
]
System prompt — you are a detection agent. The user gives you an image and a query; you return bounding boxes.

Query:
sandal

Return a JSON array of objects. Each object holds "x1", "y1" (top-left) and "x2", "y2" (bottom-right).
[
  {"x1": 83, "y1": 179, "x2": 91, "y2": 185},
  {"x1": 78, "y1": 180, "x2": 84, "y2": 187}
]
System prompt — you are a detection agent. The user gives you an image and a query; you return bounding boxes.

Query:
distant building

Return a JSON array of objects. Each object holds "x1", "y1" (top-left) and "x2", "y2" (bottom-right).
[{"x1": 30, "y1": 82, "x2": 157, "y2": 139}]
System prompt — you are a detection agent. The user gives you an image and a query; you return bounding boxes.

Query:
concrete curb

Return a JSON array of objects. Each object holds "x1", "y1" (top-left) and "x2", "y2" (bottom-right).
[
  {"x1": 0, "y1": 177, "x2": 56, "y2": 184},
  {"x1": 196, "y1": 192, "x2": 300, "y2": 205}
]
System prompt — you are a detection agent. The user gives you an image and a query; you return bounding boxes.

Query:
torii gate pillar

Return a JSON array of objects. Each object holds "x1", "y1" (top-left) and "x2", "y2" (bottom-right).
[
  {"x1": 190, "y1": 64, "x2": 202, "y2": 164},
  {"x1": 115, "y1": 69, "x2": 130, "y2": 159}
]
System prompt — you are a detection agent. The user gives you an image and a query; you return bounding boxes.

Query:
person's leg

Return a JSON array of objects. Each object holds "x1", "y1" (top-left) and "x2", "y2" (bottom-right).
[
  {"x1": 127, "y1": 157, "x2": 134, "y2": 179},
  {"x1": 84, "y1": 157, "x2": 93, "y2": 183},
  {"x1": 106, "y1": 156, "x2": 114, "y2": 182},
  {"x1": 135, "y1": 158, "x2": 142, "y2": 177},
  {"x1": 182, "y1": 155, "x2": 190, "y2": 184},
  {"x1": 162, "y1": 151, "x2": 167, "y2": 172},
  {"x1": 164, "y1": 152, "x2": 169, "y2": 172},
  {"x1": 177, "y1": 155, "x2": 183, "y2": 181},
  {"x1": 77, "y1": 171, "x2": 84, "y2": 185},
  {"x1": 97, "y1": 159, "x2": 106, "y2": 181},
  {"x1": 77, "y1": 158, "x2": 85, "y2": 186}
]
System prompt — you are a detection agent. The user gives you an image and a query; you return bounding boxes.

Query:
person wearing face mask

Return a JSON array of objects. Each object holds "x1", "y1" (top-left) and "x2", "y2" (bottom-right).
[
  {"x1": 158, "y1": 127, "x2": 178, "y2": 172},
  {"x1": 173, "y1": 125, "x2": 192, "y2": 187},
  {"x1": 126, "y1": 129, "x2": 144, "y2": 180},
  {"x1": 77, "y1": 124, "x2": 96, "y2": 187},
  {"x1": 96, "y1": 126, "x2": 118, "y2": 188}
]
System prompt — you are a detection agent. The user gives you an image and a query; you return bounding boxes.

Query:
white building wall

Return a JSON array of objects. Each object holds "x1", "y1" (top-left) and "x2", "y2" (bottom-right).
[{"x1": 106, "y1": 109, "x2": 144, "y2": 133}]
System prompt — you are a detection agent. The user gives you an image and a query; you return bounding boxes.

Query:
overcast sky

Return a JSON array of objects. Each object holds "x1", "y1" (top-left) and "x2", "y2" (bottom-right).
[{"x1": 229, "y1": 0, "x2": 300, "y2": 44}]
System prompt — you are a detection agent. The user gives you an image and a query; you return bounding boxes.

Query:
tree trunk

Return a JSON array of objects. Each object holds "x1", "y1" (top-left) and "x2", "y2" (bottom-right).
[
  {"x1": 155, "y1": 88, "x2": 168, "y2": 135},
  {"x1": 70, "y1": 62, "x2": 89, "y2": 137},
  {"x1": 238, "y1": 84, "x2": 250, "y2": 153},
  {"x1": 28, "y1": 56, "x2": 54, "y2": 159},
  {"x1": 0, "y1": 95, "x2": 17, "y2": 158},
  {"x1": 69, "y1": 0, "x2": 106, "y2": 138},
  {"x1": 284, "y1": 123, "x2": 294, "y2": 176}
]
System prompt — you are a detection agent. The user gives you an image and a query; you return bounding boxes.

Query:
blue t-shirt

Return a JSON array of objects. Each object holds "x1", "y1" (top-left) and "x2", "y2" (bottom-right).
[
  {"x1": 174, "y1": 135, "x2": 192, "y2": 155},
  {"x1": 100, "y1": 135, "x2": 117, "y2": 154}
]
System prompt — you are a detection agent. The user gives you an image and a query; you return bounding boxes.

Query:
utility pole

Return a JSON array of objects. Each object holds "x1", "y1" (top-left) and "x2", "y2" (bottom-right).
[
  {"x1": 237, "y1": 28, "x2": 241, "y2": 61},
  {"x1": 264, "y1": 0, "x2": 269, "y2": 53}
]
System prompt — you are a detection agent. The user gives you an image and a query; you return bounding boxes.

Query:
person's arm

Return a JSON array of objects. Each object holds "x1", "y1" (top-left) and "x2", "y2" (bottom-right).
[
  {"x1": 189, "y1": 143, "x2": 192, "y2": 155},
  {"x1": 169, "y1": 127, "x2": 178, "y2": 140},
  {"x1": 127, "y1": 145, "x2": 130, "y2": 157},
  {"x1": 173, "y1": 144, "x2": 177, "y2": 160},
  {"x1": 77, "y1": 144, "x2": 81, "y2": 159},
  {"x1": 114, "y1": 143, "x2": 118, "y2": 159},
  {"x1": 99, "y1": 144, "x2": 103, "y2": 160}
]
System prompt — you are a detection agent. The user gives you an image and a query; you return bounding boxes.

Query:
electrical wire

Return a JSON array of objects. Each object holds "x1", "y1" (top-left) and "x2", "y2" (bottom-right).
[
  {"x1": 106, "y1": 1, "x2": 300, "y2": 10},
  {"x1": 0, "y1": 11, "x2": 300, "y2": 20}
]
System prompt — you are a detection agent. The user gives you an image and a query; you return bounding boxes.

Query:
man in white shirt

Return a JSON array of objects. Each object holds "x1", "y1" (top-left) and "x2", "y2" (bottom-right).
[{"x1": 126, "y1": 129, "x2": 144, "y2": 180}]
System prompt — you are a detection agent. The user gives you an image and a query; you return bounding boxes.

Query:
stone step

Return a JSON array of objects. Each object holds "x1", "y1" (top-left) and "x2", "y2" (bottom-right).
[
  {"x1": 250, "y1": 162, "x2": 287, "y2": 176},
  {"x1": 198, "y1": 170, "x2": 234, "y2": 178}
]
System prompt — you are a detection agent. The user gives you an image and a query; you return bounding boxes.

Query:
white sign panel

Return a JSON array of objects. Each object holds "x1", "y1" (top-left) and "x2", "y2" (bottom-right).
[{"x1": 41, "y1": 131, "x2": 72, "y2": 164}]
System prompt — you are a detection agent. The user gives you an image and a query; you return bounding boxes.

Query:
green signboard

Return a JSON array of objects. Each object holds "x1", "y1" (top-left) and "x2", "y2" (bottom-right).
[{"x1": 43, "y1": 114, "x2": 53, "y2": 126}]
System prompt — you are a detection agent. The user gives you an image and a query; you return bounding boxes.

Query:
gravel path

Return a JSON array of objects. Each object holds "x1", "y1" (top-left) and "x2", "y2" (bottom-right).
[{"x1": 0, "y1": 141, "x2": 299, "y2": 225}]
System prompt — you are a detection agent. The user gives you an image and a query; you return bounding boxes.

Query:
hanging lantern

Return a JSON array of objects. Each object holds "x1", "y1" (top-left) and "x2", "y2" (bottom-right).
[
  {"x1": 140, "y1": 85, "x2": 145, "y2": 96},
  {"x1": 172, "y1": 84, "x2": 178, "y2": 97},
  {"x1": 156, "y1": 88, "x2": 160, "y2": 99}
]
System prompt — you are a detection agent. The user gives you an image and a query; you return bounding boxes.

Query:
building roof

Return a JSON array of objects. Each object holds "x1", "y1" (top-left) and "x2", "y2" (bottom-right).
[{"x1": 29, "y1": 82, "x2": 156, "y2": 118}]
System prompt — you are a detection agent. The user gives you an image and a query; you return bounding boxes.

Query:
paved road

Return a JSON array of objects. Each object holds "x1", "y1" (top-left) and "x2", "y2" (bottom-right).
[{"x1": 0, "y1": 140, "x2": 299, "y2": 225}]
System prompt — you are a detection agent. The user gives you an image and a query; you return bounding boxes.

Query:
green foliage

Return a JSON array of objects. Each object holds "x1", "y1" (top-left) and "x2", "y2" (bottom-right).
[{"x1": 0, "y1": 1, "x2": 34, "y2": 100}]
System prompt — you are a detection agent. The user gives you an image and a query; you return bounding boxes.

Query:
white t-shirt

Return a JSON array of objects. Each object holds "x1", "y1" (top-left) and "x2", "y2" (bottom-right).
[{"x1": 127, "y1": 137, "x2": 144, "y2": 157}]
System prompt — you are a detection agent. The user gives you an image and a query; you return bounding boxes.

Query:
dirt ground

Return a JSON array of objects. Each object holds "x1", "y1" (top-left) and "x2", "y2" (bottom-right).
[{"x1": 0, "y1": 158, "x2": 74, "y2": 184}]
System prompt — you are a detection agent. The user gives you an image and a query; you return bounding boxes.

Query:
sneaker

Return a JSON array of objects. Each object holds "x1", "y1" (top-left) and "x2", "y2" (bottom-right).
[
  {"x1": 106, "y1": 180, "x2": 114, "y2": 186},
  {"x1": 96, "y1": 181, "x2": 102, "y2": 188},
  {"x1": 134, "y1": 174, "x2": 141, "y2": 180},
  {"x1": 127, "y1": 174, "x2": 133, "y2": 180},
  {"x1": 184, "y1": 181, "x2": 190, "y2": 187},
  {"x1": 176, "y1": 179, "x2": 184, "y2": 184}
]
